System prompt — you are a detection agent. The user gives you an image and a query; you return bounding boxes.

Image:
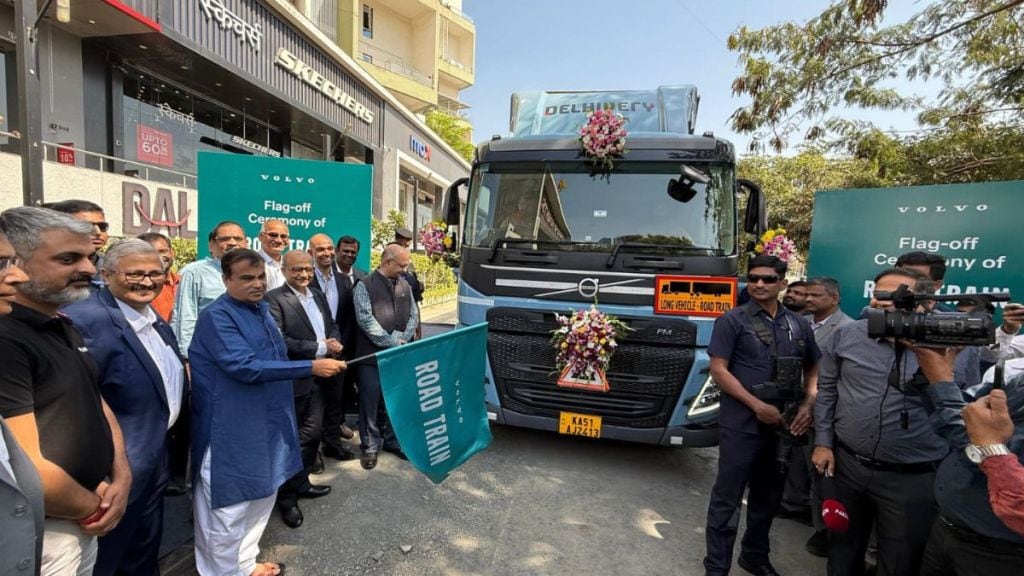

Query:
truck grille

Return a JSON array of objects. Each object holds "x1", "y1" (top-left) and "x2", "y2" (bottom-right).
[{"x1": 486, "y1": 307, "x2": 697, "y2": 428}]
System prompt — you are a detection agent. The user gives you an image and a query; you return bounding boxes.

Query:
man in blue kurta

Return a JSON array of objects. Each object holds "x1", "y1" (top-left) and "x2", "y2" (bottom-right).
[{"x1": 188, "y1": 249, "x2": 346, "y2": 576}]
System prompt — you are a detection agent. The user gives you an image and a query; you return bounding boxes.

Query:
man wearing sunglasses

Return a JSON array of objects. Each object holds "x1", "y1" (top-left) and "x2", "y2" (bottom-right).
[
  {"x1": 704, "y1": 254, "x2": 821, "y2": 576},
  {"x1": 47, "y1": 200, "x2": 110, "y2": 291}
]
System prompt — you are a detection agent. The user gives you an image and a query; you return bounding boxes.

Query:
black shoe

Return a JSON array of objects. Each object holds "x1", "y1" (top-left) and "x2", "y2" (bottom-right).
[
  {"x1": 383, "y1": 446, "x2": 408, "y2": 460},
  {"x1": 279, "y1": 505, "x2": 303, "y2": 529},
  {"x1": 299, "y1": 485, "x2": 332, "y2": 499},
  {"x1": 737, "y1": 556, "x2": 781, "y2": 576},
  {"x1": 312, "y1": 453, "x2": 325, "y2": 475},
  {"x1": 323, "y1": 446, "x2": 358, "y2": 461},
  {"x1": 164, "y1": 479, "x2": 187, "y2": 497},
  {"x1": 360, "y1": 452, "x2": 378, "y2": 470},
  {"x1": 805, "y1": 530, "x2": 828, "y2": 558}
]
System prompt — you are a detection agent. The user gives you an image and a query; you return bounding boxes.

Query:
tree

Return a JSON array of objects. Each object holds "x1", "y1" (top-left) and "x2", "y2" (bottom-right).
[
  {"x1": 738, "y1": 151, "x2": 889, "y2": 257},
  {"x1": 425, "y1": 110, "x2": 475, "y2": 161},
  {"x1": 728, "y1": 0, "x2": 1024, "y2": 158}
]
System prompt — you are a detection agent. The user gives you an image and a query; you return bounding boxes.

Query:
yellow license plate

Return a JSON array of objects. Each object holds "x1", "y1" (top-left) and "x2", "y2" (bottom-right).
[{"x1": 558, "y1": 412, "x2": 602, "y2": 438}]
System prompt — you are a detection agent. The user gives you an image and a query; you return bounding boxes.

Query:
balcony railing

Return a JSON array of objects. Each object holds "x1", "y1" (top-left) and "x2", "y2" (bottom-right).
[
  {"x1": 2, "y1": 132, "x2": 196, "y2": 189},
  {"x1": 359, "y1": 43, "x2": 433, "y2": 87},
  {"x1": 439, "y1": 0, "x2": 474, "y2": 24},
  {"x1": 440, "y1": 55, "x2": 473, "y2": 74}
]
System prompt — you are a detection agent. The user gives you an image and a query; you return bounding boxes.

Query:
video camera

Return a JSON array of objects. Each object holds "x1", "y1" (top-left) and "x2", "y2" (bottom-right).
[{"x1": 866, "y1": 285, "x2": 1011, "y2": 347}]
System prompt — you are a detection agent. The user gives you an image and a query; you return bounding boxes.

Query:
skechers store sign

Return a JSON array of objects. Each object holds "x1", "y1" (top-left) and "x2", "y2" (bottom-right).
[
  {"x1": 275, "y1": 48, "x2": 375, "y2": 124},
  {"x1": 410, "y1": 135, "x2": 431, "y2": 162}
]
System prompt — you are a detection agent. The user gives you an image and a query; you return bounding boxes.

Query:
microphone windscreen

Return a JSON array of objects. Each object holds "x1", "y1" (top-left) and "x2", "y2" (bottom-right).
[{"x1": 821, "y1": 499, "x2": 849, "y2": 532}]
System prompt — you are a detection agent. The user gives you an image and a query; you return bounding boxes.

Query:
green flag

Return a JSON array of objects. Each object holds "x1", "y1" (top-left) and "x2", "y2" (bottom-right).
[{"x1": 377, "y1": 323, "x2": 492, "y2": 483}]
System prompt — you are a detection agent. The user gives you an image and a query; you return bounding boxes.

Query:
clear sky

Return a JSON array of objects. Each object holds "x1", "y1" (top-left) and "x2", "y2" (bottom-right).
[{"x1": 461, "y1": 0, "x2": 927, "y2": 155}]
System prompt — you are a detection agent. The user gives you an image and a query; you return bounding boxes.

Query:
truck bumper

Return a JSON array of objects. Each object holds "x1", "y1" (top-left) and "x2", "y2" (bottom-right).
[{"x1": 489, "y1": 405, "x2": 719, "y2": 447}]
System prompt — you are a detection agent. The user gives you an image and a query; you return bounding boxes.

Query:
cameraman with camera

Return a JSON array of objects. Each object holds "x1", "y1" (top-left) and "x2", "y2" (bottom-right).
[
  {"x1": 703, "y1": 254, "x2": 821, "y2": 576},
  {"x1": 813, "y1": 267, "x2": 957, "y2": 576},
  {"x1": 906, "y1": 344, "x2": 1024, "y2": 574}
]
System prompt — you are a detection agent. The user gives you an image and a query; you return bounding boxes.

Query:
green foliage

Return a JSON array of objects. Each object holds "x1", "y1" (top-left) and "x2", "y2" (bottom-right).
[
  {"x1": 737, "y1": 151, "x2": 891, "y2": 263},
  {"x1": 425, "y1": 110, "x2": 475, "y2": 161},
  {"x1": 170, "y1": 237, "x2": 198, "y2": 271},
  {"x1": 728, "y1": 0, "x2": 1024, "y2": 161},
  {"x1": 370, "y1": 209, "x2": 408, "y2": 251}
]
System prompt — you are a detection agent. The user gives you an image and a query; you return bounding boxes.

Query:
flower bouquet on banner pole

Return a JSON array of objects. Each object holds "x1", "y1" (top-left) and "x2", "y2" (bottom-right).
[{"x1": 550, "y1": 304, "x2": 630, "y2": 393}]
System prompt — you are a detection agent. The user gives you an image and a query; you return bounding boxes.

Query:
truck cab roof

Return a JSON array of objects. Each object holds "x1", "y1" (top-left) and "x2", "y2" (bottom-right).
[{"x1": 477, "y1": 133, "x2": 736, "y2": 165}]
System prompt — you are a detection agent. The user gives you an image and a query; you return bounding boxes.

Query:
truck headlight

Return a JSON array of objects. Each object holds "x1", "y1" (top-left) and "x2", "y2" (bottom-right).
[{"x1": 687, "y1": 374, "x2": 720, "y2": 418}]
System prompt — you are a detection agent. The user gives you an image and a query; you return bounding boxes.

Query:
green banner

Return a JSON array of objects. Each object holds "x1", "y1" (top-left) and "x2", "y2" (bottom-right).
[
  {"x1": 807, "y1": 181, "x2": 1021, "y2": 318},
  {"x1": 377, "y1": 323, "x2": 492, "y2": 484},
  {"x1": 197, "y1": 152, "x2": 372, "y2": 270}
]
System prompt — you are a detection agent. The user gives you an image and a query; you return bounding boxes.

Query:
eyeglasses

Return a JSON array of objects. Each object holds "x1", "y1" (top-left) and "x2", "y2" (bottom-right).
[
  {"x1": 288, "y1": 266, "x2": 314, "y2": 274},
  {"x1": 118, "y1": 270, "x2": 167, "y2": 282},
  {"x1": 263, "y1": 232, "x2": 290, "y2": 240},
  {"x1": 748, "y1": 274, "x2": 781, "y2": 285},
  {"x1": 215, "y1": 235, "x2": 245, "y2": 244},
  {"x1": 0, "y1": 256, "x2": 21, "y2": 273},
  {"x1": 90, "y1": 222, "x2": 110, "y2": 233}
]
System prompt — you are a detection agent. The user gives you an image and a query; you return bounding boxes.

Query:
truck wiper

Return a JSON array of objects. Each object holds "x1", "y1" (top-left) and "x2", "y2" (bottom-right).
[
  {"x1": 487, "y1": 239, "x2": 585, "y2": 262},
  {"x1": 605, "y1": 240, "x2": 720, "y2": 268}
]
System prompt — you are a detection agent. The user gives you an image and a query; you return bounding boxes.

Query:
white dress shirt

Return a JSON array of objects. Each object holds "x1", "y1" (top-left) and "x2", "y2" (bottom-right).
[
  {"x1": 116, "y1": 300, "x2": 185, "y2": 429},
  {"x1": 260, "y1": 250, "x2": 286, "y2": 290},
  {"x1": 288, "y1": 285, "x2": 328, "y2": 358},
  {"x1": 314, "y1": 267, "x2": 339, "y2": 320},
  {"x1": 0, "y1": 429, "x2": 15, "y2": 482}
]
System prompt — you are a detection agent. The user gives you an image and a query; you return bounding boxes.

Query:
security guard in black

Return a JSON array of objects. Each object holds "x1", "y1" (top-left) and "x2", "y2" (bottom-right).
[{"x1": 703, "y1": 258, "x2": 820, "y2": 576}]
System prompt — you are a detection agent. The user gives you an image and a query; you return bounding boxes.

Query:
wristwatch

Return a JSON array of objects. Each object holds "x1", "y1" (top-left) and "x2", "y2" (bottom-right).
[{"x1": 964, "y1": 443, "x2": 1011, "y2": 464}]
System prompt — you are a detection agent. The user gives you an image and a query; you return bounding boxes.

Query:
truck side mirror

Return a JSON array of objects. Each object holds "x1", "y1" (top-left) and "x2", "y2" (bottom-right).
[
  {"x1": 442, "y1": 177, "x2": 469, "y2": 246},
  {"x1": 738, "y1": 179, "x2": 767, "y2": 236}
]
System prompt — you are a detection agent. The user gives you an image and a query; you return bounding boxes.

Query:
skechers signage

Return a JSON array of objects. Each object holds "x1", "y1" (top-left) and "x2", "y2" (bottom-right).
[
  {"x1": 275, "y1": 48, "x2": 375, "y2": 124},
  {"x1": 410, "y1": 135, "x2": 431, "y2": 162}
]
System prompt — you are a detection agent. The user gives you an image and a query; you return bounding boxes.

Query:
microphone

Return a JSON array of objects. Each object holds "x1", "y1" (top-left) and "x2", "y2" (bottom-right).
[{"x1": 820, "y1": 474, "x2": 849, "y2": 532}]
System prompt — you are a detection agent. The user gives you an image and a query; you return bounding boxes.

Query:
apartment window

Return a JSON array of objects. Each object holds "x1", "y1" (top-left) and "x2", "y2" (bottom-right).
[{"x1": 362, "y1": 4, "x2": 373, "y2": 39}]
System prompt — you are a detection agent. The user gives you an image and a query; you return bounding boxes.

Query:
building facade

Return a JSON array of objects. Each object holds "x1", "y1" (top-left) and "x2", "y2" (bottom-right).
[
  {"x1": 0, "y1": 0, "x2": 470, "y2": 245},
  {"x1": 290, "y1": 0, "x2": 475, "y2": 115}
]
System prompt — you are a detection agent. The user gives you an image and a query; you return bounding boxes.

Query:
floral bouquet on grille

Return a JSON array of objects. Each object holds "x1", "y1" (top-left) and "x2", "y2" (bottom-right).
[
  {"x1": 579, "y1": 109, "x2": 628, "y2": 172},
  {"x1": 419, "y1": 220, "x2": 459, "y2": 266},
  {"x1": 550, "y1": 305, "x2": 629, "y2": 392},
  {"x1": 755, "y1": 227, "x2": 796, "y2": 263}
]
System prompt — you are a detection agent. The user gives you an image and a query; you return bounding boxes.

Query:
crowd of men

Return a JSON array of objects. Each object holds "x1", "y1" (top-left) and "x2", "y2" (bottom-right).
[
  {"x1": 0, "y1": 201, "x2": 422, "y2": 576},
  {"x1": 704, "y1": 252, "x2": 1024, "y2": 576}
]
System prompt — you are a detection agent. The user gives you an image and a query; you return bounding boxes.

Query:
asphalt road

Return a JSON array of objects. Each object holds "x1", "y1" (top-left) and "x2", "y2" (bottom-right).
[{"x1": 160, "y1": 315, "x2": 827, "y2": 575}]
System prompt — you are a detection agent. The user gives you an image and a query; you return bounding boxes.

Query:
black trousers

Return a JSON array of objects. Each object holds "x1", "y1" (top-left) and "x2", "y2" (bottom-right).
[
  {"x1": 321, "y1": 371, "x2": 356, "y2": 453},
  {"x1": 356, "y1": 364, "x2": 399, "y2": 454},
  {"x1": 919, "y1": 516, "x2": 1024, "y2": 575},
  {"x1": 277, "y1": 384, "x2": 324, "y2": 508},
  {"x1": 781, "y1": 431, "x2": 825, "y2": 531},
  {"x1": 704, "y1": 426, "x2": 788, "y2": 575},
  {"x1": 94, "y1": 463, "x2": 167, "y2": 576},
  {"x1": 166, "y1": 393, "x2": 189, "y2": 481},
  {"x1": 827, "y1": 448, "x2": 937, "y2": 576}
]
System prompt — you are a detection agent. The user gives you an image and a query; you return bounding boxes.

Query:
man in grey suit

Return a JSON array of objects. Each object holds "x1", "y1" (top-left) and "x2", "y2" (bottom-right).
[
  {"x1": 0, "y1": 223, "x2": 44, "y2": 576},
  {"x1": 780, "y1": 277, "x2": 853, "y2": 556}
]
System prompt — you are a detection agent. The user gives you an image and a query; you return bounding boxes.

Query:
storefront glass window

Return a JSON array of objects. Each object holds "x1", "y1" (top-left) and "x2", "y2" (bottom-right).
[{"x1": 122, "y1": 69, "x2": 281, "y2": 176}]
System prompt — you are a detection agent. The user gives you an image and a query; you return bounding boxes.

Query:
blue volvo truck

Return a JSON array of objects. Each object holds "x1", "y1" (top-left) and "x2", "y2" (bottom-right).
[{"x1": 438, "y1": 86, "x2": 766, "y2": 447}]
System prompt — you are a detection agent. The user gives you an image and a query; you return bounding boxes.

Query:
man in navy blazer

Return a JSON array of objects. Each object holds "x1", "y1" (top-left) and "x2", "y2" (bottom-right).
[
  {"x1": 64, "y1": 239, "x2": 187, "y2": 576},
  {"x1": 266, "y1": 251, "x2": 340, "y2": 528}
]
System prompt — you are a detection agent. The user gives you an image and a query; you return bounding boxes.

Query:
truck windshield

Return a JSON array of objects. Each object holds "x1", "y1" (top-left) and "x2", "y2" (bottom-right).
[{"x1": 464, "y1": 161, "x2": 736, "y2": 254}]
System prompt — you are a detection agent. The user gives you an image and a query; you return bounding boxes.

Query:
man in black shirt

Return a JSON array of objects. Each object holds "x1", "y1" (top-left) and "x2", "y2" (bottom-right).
[{"x1": 0, "y1": 207, "x2": 131, "y2": 575}]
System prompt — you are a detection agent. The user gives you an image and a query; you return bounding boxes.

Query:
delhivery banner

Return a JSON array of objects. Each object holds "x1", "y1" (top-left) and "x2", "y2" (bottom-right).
[
  {"x1": 197, "y1": 152, "x2": 372, "y2": 271},
  {"x1": 377, "y1": 323, "x2": 492, "y2": 484},
  {"x1": 807, "y1": 181, "x2": 1021, "y2": 319}
]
